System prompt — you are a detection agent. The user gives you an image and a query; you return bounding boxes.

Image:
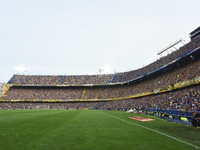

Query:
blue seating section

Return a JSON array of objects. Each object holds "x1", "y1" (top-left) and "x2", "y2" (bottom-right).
[{"x1": 110, "y1": 73, "x2": 116, "y2": 83}]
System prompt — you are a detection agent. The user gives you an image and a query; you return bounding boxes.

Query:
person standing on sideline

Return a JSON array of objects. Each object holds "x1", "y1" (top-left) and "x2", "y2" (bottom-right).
[{"x1": 191, "y1": 112, "x2": 200, "y2": 129}]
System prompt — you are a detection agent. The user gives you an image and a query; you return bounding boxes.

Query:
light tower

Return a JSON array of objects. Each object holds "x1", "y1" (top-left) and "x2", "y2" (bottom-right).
[{"x1": 15, "y1": 66, "x2": 27, "y2": 75}]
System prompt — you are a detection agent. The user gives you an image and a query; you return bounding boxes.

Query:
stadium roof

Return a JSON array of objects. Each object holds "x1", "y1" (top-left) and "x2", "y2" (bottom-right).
[{"x1": 190, "y1": 26, "x2": 200, "y2": 40}]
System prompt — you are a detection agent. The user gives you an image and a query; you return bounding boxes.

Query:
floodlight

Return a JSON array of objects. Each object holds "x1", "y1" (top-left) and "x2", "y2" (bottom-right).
[
  {"x1": 15, "y1": 66, "x2": 27, "y2": 74},
  {"x1": 104, "y1": 65, "x2": 110, "y2": 73}
]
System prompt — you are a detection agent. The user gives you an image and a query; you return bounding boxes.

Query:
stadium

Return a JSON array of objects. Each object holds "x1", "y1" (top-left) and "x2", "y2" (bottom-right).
[
  {"x1": 0, "y1": 25, "x2": 200, "y2": 149},
  {"x1": 2, "y1": 1, "x2": 200, "y2": 149}
]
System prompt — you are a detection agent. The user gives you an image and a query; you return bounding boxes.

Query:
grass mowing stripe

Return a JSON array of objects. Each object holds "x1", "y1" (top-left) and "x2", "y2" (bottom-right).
[
  {"x1": 100, "y1": 111, "x2": 200, "y2": 149},
  {"x1": 0, "y1": 110, "x2": 82, "y2": 150}
]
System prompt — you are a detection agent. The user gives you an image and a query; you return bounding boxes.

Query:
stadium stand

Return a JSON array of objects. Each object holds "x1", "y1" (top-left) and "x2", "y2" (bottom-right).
[
  {"x1": 3, "y1": 55, "x2": 200, "y2": 101},
  {"x1": 1, "y1": 27, "x2": 200, "y2": 125}
]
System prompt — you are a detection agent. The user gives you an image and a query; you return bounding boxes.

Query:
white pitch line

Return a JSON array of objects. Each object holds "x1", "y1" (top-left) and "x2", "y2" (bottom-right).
[{"x1": 100, "y1": 111, "x2": 200, "y2": 149}]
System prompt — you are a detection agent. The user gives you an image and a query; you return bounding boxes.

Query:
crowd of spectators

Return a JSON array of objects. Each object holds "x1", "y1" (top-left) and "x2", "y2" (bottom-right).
[
  {"x1": 0, "y1": 101, "x2": 104, "y2": 110},
  {"x1": 100, "y1": 85, "x2": 200, "y2": 112},
  {"x1": 62, "y1": 75, "x2": 85, "y2": 85},
  {"x1": 7, "y1": 36, "x2": 200, "y2": 85},
  {"x1": 85, "y1": 74, "x2": 113, "y2": 84},
  {"x1": 2, "y1": 87, "x2": 83, "y2": 100},
  {"x1": 1, "y1": 85, "x2": 199, "y2": 112},
  {"x1": 8, "y1": 75, "x2": 64, "y2": 85},
  {"x1": 7, "y1": 74, "x2": 113, "y2": 85}
]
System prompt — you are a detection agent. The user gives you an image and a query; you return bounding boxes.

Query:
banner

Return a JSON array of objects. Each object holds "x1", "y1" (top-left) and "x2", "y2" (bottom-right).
[
  {"x1": 154, "y1": 88, "x2": 160, "y2": 94},
  {"x1": 194, "y1": 76, "x2": 200, "y2": 84}
]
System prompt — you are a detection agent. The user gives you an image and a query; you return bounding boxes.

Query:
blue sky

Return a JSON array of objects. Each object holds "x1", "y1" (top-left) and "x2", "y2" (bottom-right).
[{"x1": 0, "y1": 0, "x2": 200, "y2": 82}]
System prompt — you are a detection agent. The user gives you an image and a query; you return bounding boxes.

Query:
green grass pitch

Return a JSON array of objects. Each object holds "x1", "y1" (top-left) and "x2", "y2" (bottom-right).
[{"x1": 0, "y1": 109, "x2": 200, "y2": 150}]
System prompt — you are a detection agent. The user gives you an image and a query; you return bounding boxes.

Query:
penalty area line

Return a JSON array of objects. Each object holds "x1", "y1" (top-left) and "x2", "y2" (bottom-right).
[{"x1": 100, "y1": 111, "x2": 200, "y2": 149}]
